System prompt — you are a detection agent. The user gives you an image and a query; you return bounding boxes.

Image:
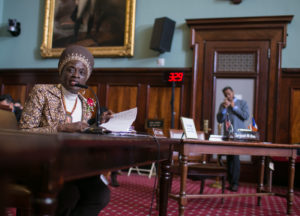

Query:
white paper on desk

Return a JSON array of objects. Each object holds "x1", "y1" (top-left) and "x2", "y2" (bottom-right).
[{"x1": 100, "y1": 107, "x2": 137, "y2": 132}]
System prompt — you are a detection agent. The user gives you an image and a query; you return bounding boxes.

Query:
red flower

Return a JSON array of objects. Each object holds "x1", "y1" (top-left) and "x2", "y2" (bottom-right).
[
  {"x1": 87, "y1": 98, "x2": 95, "y2": 107},
  {"x1": 86, "y1": 98, "x2": 95, "y2": 112}
]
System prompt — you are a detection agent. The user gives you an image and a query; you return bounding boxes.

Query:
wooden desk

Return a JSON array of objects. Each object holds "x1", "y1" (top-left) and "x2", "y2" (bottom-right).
[
  {"x1": 0, "y1": 129, "x2": 177, "y2": 216},
  {"x1": 159, "y1": 139, "x2": 300, "y2": 216}
]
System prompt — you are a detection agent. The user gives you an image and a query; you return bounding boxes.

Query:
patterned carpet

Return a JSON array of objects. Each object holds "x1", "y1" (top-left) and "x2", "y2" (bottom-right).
[
  {"x1": 100, "y1": 172, "x2": 300, "y2": 216},
  {"x1": 5, "y1": 172, "x2": 300, "y2": 216}
]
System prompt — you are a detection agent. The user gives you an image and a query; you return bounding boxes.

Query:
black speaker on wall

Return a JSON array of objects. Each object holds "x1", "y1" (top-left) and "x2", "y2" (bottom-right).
[{"x1": 150, "y1": 17, "x2": 176, "y2": 53}]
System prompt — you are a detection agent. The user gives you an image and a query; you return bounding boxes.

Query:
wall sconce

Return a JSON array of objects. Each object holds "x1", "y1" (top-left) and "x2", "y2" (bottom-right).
[{"x1": 8, "y1": 19, "x2": 21, "y2": 36}]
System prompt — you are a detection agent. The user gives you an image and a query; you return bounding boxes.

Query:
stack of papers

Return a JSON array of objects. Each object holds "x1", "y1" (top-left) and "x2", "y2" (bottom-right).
[{"x1": 101, "y1": 107, "x2": 137, "y2": 132}]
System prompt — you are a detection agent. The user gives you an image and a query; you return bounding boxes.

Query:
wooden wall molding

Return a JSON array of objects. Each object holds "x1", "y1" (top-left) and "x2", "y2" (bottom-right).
[
  {"x1": 0, "y1": 67, "x2": 192, "y2": 133},
  {"x1": 282, "y1": 68, "x2": 300, "y2": 78}
]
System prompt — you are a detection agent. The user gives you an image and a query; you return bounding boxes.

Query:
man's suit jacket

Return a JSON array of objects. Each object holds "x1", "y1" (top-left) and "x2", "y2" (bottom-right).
[
  {"x1": 217, "y1": 98, "x2": 249, "y2": 133},
  {"x1": 19, "y1": 84, "x2": 92, "y2": 133}
]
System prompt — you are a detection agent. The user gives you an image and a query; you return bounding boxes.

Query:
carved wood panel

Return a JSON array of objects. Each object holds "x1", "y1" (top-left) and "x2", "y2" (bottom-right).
[
  {"x1": 276, "y1": 69, "x2": 300, "y2": 144},
  {"x1": 148, "y1": 86, "x2": 181, "y2": 135},
  {"x1": 107, "y1": 86, "x2": 138, "y2": 112},
  {"x1": 290, "y1": 89, "x2": 300, "y2": 144}
]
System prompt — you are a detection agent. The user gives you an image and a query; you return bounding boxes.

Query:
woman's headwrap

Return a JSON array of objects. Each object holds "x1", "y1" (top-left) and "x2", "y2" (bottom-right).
[{"x1": 58, "y1": 45, "x2": 94, "y2": 78}]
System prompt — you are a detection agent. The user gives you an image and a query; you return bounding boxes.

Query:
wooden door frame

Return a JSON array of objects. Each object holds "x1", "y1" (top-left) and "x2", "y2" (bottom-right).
[
  {"x1": 186, "y1": 15, "x2": 293, "y2": 142},
  {"x1": 203, "y1": 41, "x2": 269, "y2": 141}
]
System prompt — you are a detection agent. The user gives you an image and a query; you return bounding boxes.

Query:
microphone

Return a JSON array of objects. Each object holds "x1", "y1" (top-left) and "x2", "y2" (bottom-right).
[
  {"x1": 74, "y1": 83, "x2": 88, "y2": 89},
  {"x1": 74, "y1": 83, "x2": 110, "y2": 134}
]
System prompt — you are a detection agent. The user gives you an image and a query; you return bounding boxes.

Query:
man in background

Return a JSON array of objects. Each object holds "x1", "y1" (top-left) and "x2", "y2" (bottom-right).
[
  {"x1": 217, "y1": 86, "x2": 249, "y2": 192},
  {"x1": 0, "y1": 94, "x2": 22, "y2": 122},
  {"x1": 0, "y1": 94, "x2": 14, "y2": 111}
]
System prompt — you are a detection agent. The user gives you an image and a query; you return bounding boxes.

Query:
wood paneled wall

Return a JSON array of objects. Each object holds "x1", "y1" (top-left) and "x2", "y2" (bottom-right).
[
  {"x1": 1, "y1": 67, "x2": 299, "y2": 143},
  {"x1": 0, "y1": 68, "x2": 191, "y2": 134},
  {"x1": 290, "y1": 90, "x2": 300, "y2": 144},
  {"x1": 276, "y1": 68, "x2": 300, "y2": 144}
]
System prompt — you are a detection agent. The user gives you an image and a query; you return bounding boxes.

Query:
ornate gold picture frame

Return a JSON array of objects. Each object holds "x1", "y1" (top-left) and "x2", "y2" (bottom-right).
[{"x1": 40, "y1": 0, "x2": 136, "y2": 58}]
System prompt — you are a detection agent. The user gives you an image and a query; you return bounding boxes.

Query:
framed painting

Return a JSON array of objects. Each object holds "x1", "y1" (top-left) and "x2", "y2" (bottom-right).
[{"x1": 40, "y1": 0, "x2": 136, "y2": 57}]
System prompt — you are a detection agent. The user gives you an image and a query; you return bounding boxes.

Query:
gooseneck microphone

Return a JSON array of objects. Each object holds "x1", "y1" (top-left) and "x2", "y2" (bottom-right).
[
  {"x1": 74, "y1": 83, "x2": 88, "y2": 89},
  {"x1": 74, "y1": 83, "x2": 101, "y2": 127},
  {"x1": 74, "y1": 83, "x2": 109, "y2": 134}
]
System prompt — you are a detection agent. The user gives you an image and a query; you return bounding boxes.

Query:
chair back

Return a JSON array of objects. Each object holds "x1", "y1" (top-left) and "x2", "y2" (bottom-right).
[
  {"x1": 0, "y1": 104, "x2": 13, "y2": 112},
  {"x1": 0, "y1": 109, "x2": 18, "y2": 130}
]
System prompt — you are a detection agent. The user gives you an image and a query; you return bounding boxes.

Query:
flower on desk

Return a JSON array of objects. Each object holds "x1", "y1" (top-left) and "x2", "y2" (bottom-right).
[{"x1": 86, "y1": 98, "x2": 96, "y2": 112}]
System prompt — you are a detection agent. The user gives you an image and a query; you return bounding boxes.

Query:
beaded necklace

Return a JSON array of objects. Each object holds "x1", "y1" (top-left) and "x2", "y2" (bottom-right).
[{"x1": 61, "y1": 90, "x2": 78, "y2": 123}]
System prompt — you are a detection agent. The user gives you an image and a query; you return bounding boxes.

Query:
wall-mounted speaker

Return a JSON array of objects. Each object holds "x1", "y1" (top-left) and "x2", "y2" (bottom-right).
[
  {"x1": 150, "y1": 17, "x2": 176, "y2": 53},
  {"x1": 8, "y1": 19, "x2": 21, "y2": 37}
]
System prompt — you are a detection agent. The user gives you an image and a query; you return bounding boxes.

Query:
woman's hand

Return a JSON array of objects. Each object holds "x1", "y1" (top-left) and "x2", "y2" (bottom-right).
[
  {"x1": 57, "y1": 121, "x2": 90, "y2": 133},
  {"x1": 100, "y1": 110, "x2": 113, "y2": 124}
]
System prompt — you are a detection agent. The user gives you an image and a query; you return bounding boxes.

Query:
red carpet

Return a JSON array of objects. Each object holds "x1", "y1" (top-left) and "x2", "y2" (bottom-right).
[
  {"x1": 100, "y1": 172, "x2": 300, "y2": 216},
  {"x1": 5, "y1": 172, "x2": 300, "y2": 215}
]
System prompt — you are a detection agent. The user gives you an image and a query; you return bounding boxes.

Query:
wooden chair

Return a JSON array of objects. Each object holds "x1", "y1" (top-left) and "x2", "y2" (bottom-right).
[
  {"x1": 0, "y1": 109, "x2": 18, "y2": 130},
  {"x1": 169, "y1": 129, "x2": 227, "y2": 200},
  {"x1": 0, "y1": 108, "x2": 32, "y2": 215},
  {"x1": 0, "y1": 104, "x2": 13, "y2": 112}
]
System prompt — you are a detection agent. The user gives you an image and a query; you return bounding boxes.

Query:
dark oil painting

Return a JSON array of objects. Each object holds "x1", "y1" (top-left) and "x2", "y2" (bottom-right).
[{"x1": 53, "y1": 0, "x2": 126, "y2": 48}]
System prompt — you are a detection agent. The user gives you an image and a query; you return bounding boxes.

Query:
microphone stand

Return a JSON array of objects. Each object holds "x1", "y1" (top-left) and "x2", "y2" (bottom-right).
[
  {"x1": 75, "y1": 83, "x2": 110, "y2": 134},
  {"x1": 170, "y1": 81, "x2": 175, "y2": 129}
]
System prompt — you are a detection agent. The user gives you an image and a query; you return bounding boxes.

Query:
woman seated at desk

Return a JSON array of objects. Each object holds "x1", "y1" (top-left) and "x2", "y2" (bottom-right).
[{"x1": 19, "y1": 45, "x2": 112, "y2": 216}]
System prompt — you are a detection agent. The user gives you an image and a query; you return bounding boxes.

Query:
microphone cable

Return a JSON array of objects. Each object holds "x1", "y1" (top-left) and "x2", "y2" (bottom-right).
[
  {"x1": 111, "y1": 130, "x2": 162, "y2": 216},
  {"x1": 148, "y1": 134, "x2": 160, "y2": 216},
  {"x1": 148, "y1": 131, "x2": 183, "y2": 215}
]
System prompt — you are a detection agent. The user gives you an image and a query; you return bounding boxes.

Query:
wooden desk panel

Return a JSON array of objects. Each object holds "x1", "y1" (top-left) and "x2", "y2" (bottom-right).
[
  {"x1": 59, "y1": 133, "x2": 172, "y2": 181},
  {"x1": 0, "y1": 130, "x2": 177, "y2": 216}
]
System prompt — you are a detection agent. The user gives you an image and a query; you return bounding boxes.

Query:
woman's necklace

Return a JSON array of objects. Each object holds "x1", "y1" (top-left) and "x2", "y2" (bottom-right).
[{"x1": 61, "y1": 91, "x2": 78, "y2": 123}]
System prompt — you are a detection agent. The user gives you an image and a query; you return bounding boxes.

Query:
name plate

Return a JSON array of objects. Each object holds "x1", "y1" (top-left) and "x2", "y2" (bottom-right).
[
  {"x1": 224, "y1": 129, "x2": 260, "y2": 142},
  {"x1": 146, "y1": 119, "x2": 164, "y2": 128}
]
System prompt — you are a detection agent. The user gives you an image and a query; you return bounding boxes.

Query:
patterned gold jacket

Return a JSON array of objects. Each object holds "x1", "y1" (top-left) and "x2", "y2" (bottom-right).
[{"x1": 19, "y1": 84, "x2": 91, "y2": 133}]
